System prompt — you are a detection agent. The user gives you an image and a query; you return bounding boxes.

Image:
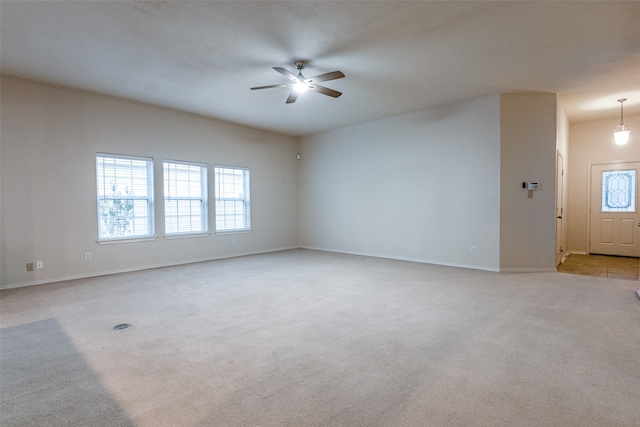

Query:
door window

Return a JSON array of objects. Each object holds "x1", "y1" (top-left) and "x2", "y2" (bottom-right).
[{"x1": 601, "y1": 169, "x2": 636, "y2": 213}]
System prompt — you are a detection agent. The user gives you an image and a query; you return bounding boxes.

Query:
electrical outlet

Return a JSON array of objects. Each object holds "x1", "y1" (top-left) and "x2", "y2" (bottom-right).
[
  {"x1": 471, "y1": 245, "x2": 477, "y2": 254},
  {"x1": 26, "y1": 263, "x2": 35, "y2": 272},
  {"x1": 232, "y1": 238, "x2": 237, "y2": 245},
  {"x1": 36, "y1": 261, "x2": 43, "y2": 269},
  {"x1": 84, "y1": 252, "x2": 92, "y2": 261},
  {"x1": 342, "y1": 235, "x2": 347, "y2": 242}
]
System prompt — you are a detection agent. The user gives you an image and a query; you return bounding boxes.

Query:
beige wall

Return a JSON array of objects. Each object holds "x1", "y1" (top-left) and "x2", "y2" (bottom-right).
[
  {"x1": 499, "y1": 93, "x2": 558, "y2": 271},
  {"x1": 299, "y1": 95, "x2": 502, "y2": 271},
  {"x1": 567, "y1": 113, "x2": 640, "y2": 254},
  {"x1": 0, "y1": 76, "x2": 299, "y2": 288}
]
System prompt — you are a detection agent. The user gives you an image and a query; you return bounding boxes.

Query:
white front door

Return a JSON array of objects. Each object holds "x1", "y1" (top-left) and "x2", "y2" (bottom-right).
[{"x1": 590, "y1": 162, "x2": 640, "y2": 257}]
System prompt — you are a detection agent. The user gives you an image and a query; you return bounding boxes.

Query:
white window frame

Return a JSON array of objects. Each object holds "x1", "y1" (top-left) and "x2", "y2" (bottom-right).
[
  {"x1": 163, "y1": 160, "x2": 208, "y2": 236},
  {"x1": 214, "y1": 165, "x2": 251, "y2": 233},
  {"x1": 96, "y1": 153, "x2": 155, "y2": 242}
]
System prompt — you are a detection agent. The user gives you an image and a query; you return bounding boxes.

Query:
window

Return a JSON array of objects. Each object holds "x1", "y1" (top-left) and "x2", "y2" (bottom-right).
[
  {"x1": 601, "y1": 169, "x2": 636, "y2": 213},
  {"x1": 164, "y1": 161, "x2": 208, "y2": 235},
  {"x1": 96, "y1": 154, "x2": 154, "y2": 240},
  {"x1": 215, "y1": 166, "x2": 250, "y2": 232}
]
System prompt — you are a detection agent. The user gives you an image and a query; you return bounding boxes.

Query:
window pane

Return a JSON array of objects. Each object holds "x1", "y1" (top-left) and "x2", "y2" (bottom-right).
[
  {"x1": 601, "y1": 170, "x2": 636, "y2": 213},
  {"x1": 96, "y1": 154, "x2": 154, "y2": 239},
  {"x1": 214, "y1": 166, "x2": 250, "y2": 232},
  {"x1": 164, "y1": 161, "x2": 207, "y2": 234}
]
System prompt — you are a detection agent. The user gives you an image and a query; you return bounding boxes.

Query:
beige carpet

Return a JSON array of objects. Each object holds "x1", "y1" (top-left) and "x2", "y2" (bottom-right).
[{"x1": 1, "y1": 249, "x2": 639, "y2": 426}]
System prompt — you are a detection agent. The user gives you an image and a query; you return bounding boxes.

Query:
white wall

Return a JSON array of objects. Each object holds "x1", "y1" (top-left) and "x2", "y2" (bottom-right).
[
  {"x1": 556, "y1": 102, "x2": 570, "y2": 265},
  {"x1": 567, "y1": 113, "x2": 640, "y2": 254},
  {"x1": 0, "y1": 76, "x2": 299, "y2": 288},
  {"x1": 499, "y1": 93, "x2": 557, "y2": 271},
  {"x1": 299, "y1": 95, "x2": 502, "y2": 271},
  {"x1": 1, "y1": 77, "x2": 566, "y2": 287}
]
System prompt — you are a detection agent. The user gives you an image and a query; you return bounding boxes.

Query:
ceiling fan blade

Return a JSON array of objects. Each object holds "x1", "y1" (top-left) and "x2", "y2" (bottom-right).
[
  {"x1": 305, "y1": 71, "x2": 345, "y2": 84},
  {"x1": 308, "y1": 84, "x2": 342, "y2": 98},
  {"x1": 250, "y1": 83, "x2": 293, "y2": 90},
  {"x1": 285, "y1": 90, "x2": 299, "y2": 104},
  {"x1": 273, "y1": 67, "x2": 299, "y2": 82}
]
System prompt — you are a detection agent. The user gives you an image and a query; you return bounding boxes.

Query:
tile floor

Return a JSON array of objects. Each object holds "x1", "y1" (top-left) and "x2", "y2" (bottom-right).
[{"x1": 557, "y1": 253, "x2": 640, "y2": 281}]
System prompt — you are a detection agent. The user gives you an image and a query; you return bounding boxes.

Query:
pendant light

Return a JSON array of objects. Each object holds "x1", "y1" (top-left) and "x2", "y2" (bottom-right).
[{"x1": 612, "y1": 98, "x2": 630, "y2": 145}]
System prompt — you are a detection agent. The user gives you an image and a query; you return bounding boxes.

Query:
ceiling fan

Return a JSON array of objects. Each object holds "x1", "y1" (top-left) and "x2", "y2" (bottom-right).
[{"x1": 250, "y1": 60, "x2": 345, "y2": 104}]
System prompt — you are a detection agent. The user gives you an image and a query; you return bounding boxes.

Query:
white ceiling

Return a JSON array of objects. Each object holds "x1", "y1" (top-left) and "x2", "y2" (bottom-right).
[{"x1": 2, "y1": 1, "x2": 640, "y2": 137}]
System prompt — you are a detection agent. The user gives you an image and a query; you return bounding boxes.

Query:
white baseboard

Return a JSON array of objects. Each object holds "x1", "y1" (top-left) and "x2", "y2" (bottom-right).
[
  {"x1": 3, "y1": 246, "x2": 570, "y2": 290},
  {"x1": 301, "y1": 246, "x2": 559, "y2": 273},
  {"x1": 299, "y1": 245, "x2": 501, "y2": 272},
  {"x1": 0, "y1": 246, "x2": 299, "y2": 290}
]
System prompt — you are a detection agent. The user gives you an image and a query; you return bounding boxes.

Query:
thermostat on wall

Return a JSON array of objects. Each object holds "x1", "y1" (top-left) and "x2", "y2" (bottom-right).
[{"x1": 525, "y1": 182, "x2": 539, "y2": 190}]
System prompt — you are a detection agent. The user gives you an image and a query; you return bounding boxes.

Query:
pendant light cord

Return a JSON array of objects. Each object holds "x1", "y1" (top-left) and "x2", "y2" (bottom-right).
[{"x1": 618, "y1": 98, "x2": 627, "y2": 125}]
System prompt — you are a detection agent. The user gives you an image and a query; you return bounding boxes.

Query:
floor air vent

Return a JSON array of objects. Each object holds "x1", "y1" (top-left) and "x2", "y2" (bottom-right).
[{"x1": 113, "y1": 324, "x2": 131, "y2": 330}]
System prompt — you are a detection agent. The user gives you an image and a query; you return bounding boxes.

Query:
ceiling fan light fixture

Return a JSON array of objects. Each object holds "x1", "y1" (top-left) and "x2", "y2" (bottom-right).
[
  {"x1": 612, "y1": 98, "x2": 630, "y2": 145},
  {"x1": 250, "y1": 60, "x2": 344, "y2": 104}
]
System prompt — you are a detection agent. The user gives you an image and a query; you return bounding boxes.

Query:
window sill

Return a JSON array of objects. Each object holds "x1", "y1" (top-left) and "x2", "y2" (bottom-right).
[
  {"x1": 163, "y1": 232, "x2": 210, "y2": 240},
  {"x1": 97, "y1": 236, "x2": 157, "y2": 245},
  {"x1": 215, "y1": 229, "x2": 252, "y2": 236}
]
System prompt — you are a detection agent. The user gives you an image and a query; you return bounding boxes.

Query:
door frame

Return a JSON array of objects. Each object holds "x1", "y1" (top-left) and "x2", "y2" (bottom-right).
[
  {"x1": 587, "y1": 160, "x2": 640, "y2": 256},
  {"x1": 555, "y1": 151, "x2": 565, "y2": 266}
]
